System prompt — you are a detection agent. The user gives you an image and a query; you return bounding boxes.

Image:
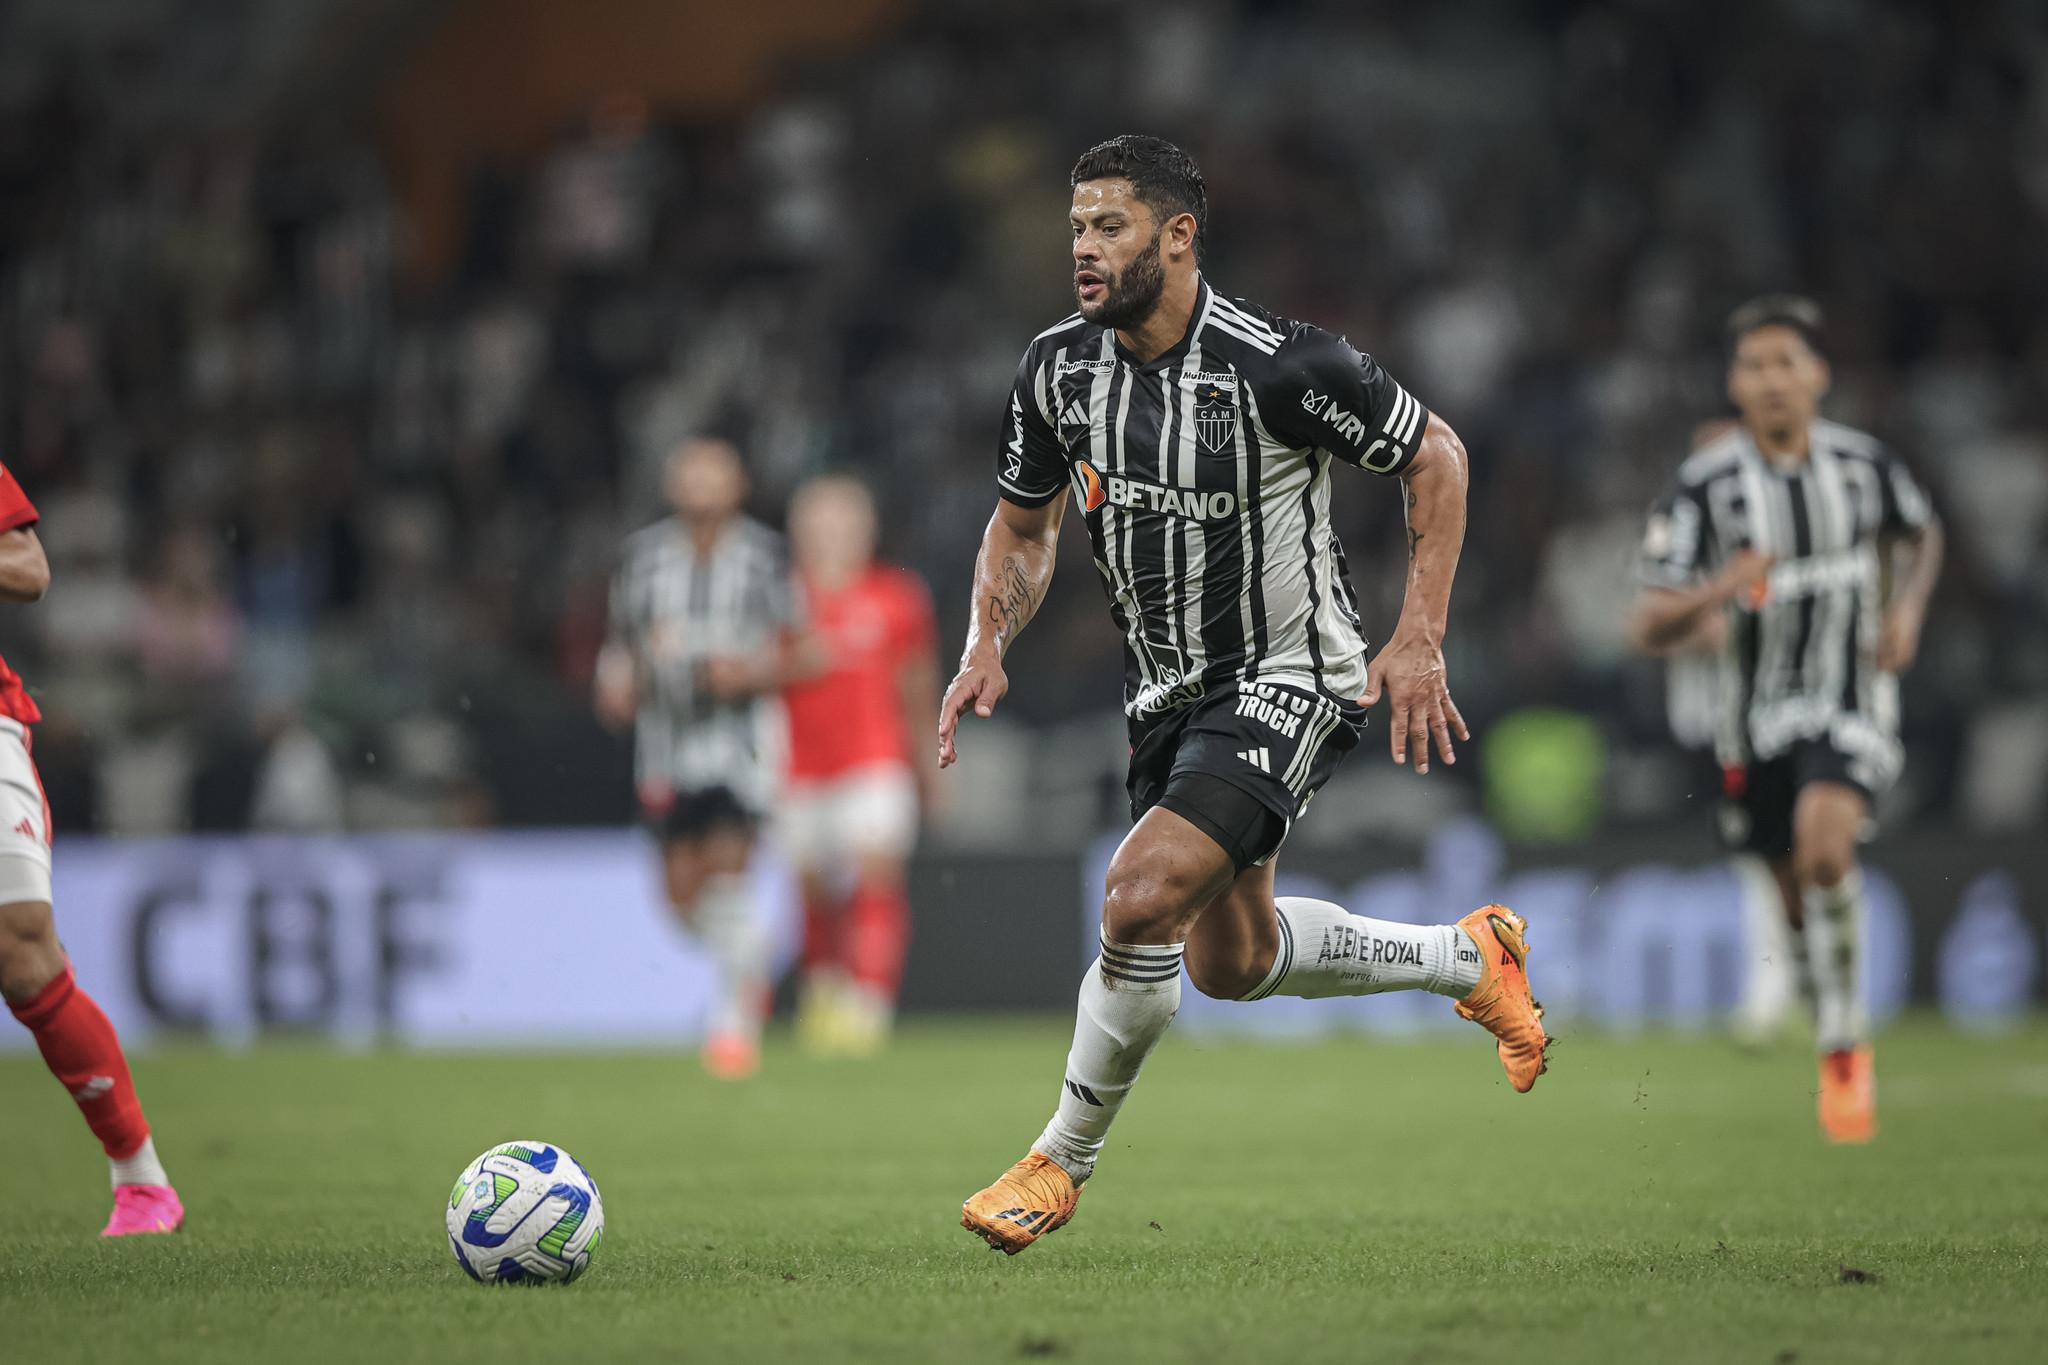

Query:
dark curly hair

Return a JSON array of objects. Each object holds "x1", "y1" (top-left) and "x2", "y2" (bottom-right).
[
  {"x1": 1726, "y1": 294, "x2": 1827, "y2": 360},
  {"x1": 1070, "y1": 135, "x2": 1207, "y2": 262}
]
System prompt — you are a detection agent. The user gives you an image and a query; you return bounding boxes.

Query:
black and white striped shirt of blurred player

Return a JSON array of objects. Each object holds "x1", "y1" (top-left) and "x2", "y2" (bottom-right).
[
  {"x1": 601, "y1": 452, "x2": 798, "y2": 837},
  {"x1": 1627, "y1": 295, "x2": 1943, "y2": 1141},
  {"x1": 595, "y1": 436, "x2": 805, "y2": 1080},
  {"x1": 945, "y1": 135, "x2": 1550, "y2": 1254}
]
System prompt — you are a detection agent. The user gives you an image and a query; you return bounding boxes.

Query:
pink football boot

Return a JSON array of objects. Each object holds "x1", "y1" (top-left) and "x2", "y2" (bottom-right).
[{"x1": 102, "y1": 1183, "x2": 184, "y2": 1236}]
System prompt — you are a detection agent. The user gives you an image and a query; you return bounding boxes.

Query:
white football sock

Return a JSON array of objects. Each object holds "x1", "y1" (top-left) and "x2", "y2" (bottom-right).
[
  {"x1": 694, "y1": 873, "x2": 768, "y2": 1043},
  {"x1": 1239, "y1": 897, "x2": 1483, "y2": 1001},
  {"x1": 1033, "y1": 935, "x2": 1183, "y2": 1185},
  {"x1": 1803, "y1": 869, "x2": 1866, "y2": 1054},
  {"x1": 111, "y1": 1134, "x2": 169, "y2": 1189},
  {"x1": 1732, "y1": 855, "x2": 1797, "y2": 1041}
]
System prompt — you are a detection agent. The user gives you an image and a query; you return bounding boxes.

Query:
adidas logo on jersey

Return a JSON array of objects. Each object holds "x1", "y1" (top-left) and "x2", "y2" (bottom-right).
[{"x1": 1236, "y1": 747, "x2": 1271, "y2": 773}]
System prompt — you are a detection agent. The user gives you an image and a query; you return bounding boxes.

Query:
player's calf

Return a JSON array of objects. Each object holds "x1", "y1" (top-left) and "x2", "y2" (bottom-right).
[{"x1": 0, "y1": 895, "x2": 66, "y2": 1003}]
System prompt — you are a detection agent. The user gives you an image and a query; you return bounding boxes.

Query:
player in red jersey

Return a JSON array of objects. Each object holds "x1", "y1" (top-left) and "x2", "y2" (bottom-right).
[
  {"x1": 780, "y1": 476, "x2": 939, "y2": 1054},
  {"x1": 0, "y1": 464, "x2": 182, "y2": 1234}
]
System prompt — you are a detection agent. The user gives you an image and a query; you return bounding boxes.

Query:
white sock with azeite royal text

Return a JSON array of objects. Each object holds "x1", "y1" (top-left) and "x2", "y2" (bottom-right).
[
  {"x1": 1241, "y1": 896, "x2": 1483, "y2": 1001},
  {"x1": 1034, "y1": 935, "x2": 1183, "y2": 1185}
]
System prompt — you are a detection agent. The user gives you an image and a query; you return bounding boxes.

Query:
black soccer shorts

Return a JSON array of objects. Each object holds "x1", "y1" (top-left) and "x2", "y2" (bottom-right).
[
  {"x1": 641, "y1": 783, "x2": 760, "y2": 845},
  {"x1": 1717, "y1": 738, "x2": 1875, "y2": 859},
  {"x1": 1127, "y1": 679, "x2": 1367, "y2": 871}
]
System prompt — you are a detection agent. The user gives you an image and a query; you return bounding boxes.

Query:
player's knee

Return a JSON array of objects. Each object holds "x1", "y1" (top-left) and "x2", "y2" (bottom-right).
[
  {"x1": 1796, "y1": 842, "x2": 1855, "y2": 891},
  {"x1": 1182, "y1": 945, "x2": 1264, "y2": 1001},
  {"x1": 1101, "y1": 847, "x2": 1200, "y2": 943},
  {"x1": 850, "y1": 851, "x2": 904, "y2": 892},
  {"x1": 0, "y1": 899, "x2": 63, "y2": 1003}
]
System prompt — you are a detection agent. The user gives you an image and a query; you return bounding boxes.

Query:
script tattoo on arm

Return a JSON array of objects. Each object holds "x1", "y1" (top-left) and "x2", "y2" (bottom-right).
[
  {"x1": 1405, "y1": 483, "x2": 1423, "y2": 560},
  {"x1": 990, "y1": 554, "x2": 1041, "y2": 649}
]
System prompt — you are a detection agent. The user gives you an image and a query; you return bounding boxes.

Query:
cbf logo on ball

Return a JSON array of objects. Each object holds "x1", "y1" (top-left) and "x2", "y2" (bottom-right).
[{"x1": 1070, "y1": 460, "x2": 1238, "y2": 520}]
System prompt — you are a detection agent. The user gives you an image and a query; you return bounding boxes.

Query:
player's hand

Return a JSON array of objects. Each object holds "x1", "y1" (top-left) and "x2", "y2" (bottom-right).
[
  {"x1": 937, "y1": 652, "x2": 1008, "y2": 769},
  {"x1": 1689, "y1": 607, "x2": 1729, "y2": 655},
  {"x1": 1716, "y1": 548, "x2": 1776, "y2": 609},
  {"x1": 1362, "y1": 631, "x2": 1468, "y2": 775},
  {"x1": 789, "y1": 631, "x2": 833, "y2": 682},
  {"x1": 701, "y1": 656, "x2": 761, "y2": 699},
  {"x1": 1875, "y1": 605, "x2": 1923, "y2": 673},
  {"x1": 593, "y1": 647, "x2": 637, "y2": 730}
]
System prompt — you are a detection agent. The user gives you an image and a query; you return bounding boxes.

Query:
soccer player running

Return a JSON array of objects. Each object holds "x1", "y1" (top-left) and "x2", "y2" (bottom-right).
[
  {"x1": 1667, "y1": 420, "x2": 1800, "y2": 1046},
  {"x1": 781, "y1": 475, "x2": 939, "y2": 1055},
  {"x1": 1628, "y1": 296, "x2": 1943, "y2": 1143},
  {"x1": 596, "y1": 437, "x2": 804, "y2": 1080},
  {"x1": 939, "y1": 136, "x2": 1549, "y2": 1255},
  {"x1": 0, "y1": 464, "x2": 182, "y2": 1234}
]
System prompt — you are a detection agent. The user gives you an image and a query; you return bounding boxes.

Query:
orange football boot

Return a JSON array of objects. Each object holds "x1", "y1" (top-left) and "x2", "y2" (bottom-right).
[
  {"x1": 1454, "y1": 905, "x2": 1551, "y2": 1092},
  {"x1": 961, "y1": 1152, "x2": 1081, "y2": 1255},
  {"x1": 1818, "y1": 1045, "x2": 1876, "y2": 1144},
  {"x1": 701, "y1": 1031, "x2": 759, "y2": 1080}
]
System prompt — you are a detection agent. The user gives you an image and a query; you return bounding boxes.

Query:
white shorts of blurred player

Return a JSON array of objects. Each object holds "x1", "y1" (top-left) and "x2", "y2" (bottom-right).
[
  {"x1": 777, "y1": 763, "x2": 918, "y2": 875},
  {"x1": 0, "y1": 719, "x2": 54, "y2": 905}
]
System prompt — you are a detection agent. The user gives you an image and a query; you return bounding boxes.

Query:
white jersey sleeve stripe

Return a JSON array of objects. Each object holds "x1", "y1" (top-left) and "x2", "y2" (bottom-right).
[
  {"x1": 1399, "y1": 391, "x2": 1425, "y2": 444},
  {"x1": 1382, "y1": 386, "x2": 1411, "y2": 436}
]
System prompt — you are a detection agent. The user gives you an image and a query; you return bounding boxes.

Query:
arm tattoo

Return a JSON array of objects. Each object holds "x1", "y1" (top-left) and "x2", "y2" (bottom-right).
[
  {"x1": 1405, "y1": 484, "x2": 1423, "y2": 560},
  {"x1": 989, "y1": 553, "x2": 1040, "y2": 646}
]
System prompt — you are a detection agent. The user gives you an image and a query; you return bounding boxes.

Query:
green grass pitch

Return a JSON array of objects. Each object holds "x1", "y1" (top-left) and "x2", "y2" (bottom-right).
[{"x1": 4, "y1": 1018, "x2": 2045, "y2": 1363}]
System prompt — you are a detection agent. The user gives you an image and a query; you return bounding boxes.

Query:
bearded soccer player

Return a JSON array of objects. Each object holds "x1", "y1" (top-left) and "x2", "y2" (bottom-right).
[
  {"x1": 0, "y1": 464, "x2": 182, "y2": 1234},
  {"x1": 1628, "y1": 296, "x2": 1943, "y2": 1143},
  {"x1": 781, "y1": 475, "x2": 938, "y2": 1055},
  {"x1": 938, "y1": 135, "x2": 1549, "y2": 1255}
]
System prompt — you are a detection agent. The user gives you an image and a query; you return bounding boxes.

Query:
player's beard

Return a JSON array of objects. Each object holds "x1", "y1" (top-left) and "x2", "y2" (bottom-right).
[{"x1": 1080, "y1": 228, "x2": 1167, "y2": 330}]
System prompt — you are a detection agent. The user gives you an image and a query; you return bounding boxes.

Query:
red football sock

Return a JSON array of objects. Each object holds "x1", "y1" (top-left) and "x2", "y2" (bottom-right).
[
  {"x1": 843, "y1": 880, "x2": 910, "y2": 1001},
  {"x1": 800, "y1": 889, "x2": 844, "y2": 979},
  {"x1": 10, "y1": 965, "x2": 150, "y2": 1160}
]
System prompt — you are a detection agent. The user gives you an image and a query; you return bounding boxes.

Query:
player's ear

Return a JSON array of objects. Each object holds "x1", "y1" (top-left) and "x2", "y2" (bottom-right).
[
  {"x1": 1812, "y1": 354, "x2": 1832, "y2": 401},
  {"x1": 1167, "y1": 211, "x2": 1198, "y2": 263}
]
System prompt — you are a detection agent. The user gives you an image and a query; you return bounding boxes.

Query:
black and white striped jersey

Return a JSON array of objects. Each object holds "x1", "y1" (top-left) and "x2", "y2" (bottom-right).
[
  {"x1": 607, "y1": 515, "x2": 796, "y2": 805},
  {"x1": 1638, "y1": 420, "x2": 1934, "y2": 787},
  {"x1": 997, "y1": 277, "x2": 1430, "y2": 718}
]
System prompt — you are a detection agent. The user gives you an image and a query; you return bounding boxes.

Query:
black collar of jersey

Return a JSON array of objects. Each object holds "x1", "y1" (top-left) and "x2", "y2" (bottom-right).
[{"x1": 1109, "y1": 277, "x2": 1212, "y2": 374}]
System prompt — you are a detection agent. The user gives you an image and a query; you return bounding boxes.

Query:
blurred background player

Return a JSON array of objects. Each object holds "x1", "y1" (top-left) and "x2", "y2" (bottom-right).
[
  {"x1": 0, "y1": 463, "x2": 181, "y2": 1235},
  {"x1": 1629, "y1": 296, "x2": 1944, "y2": 1142},
  {"x1": 595, "y1": 437, "x2": 804, "y2": 1079},
  {"x1": 1662, "y1": 420, "x2": 1800, "y2": 1047},
  {"x1": 780, "y1": 476, "x2": 938, "y2": 1056}
]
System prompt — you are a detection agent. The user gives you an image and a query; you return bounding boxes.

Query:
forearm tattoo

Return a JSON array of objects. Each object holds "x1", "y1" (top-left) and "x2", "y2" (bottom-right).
[
  {"x1": 1405, "y1": 484, "x2": 1423, "y2": 561},
  {"x1": 989, "y1": 554, "x2": 1042, "y2": 646}
]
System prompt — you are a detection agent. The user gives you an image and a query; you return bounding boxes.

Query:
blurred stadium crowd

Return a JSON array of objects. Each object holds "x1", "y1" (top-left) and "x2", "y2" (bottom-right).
[{"x1": 1, "y1": 0, "x2": 2044, "y2": 839}]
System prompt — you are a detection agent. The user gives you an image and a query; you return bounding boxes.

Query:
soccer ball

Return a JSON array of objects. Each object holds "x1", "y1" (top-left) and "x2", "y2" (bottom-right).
[{"x1": 445, "y1": 1140, "x2": 605, "y2": 1285}]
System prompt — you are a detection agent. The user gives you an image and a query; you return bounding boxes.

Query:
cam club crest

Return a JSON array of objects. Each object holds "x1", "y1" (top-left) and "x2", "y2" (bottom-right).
[{"x1": 1194, "y1": 385, "x2": 1237, "y2": 454}]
